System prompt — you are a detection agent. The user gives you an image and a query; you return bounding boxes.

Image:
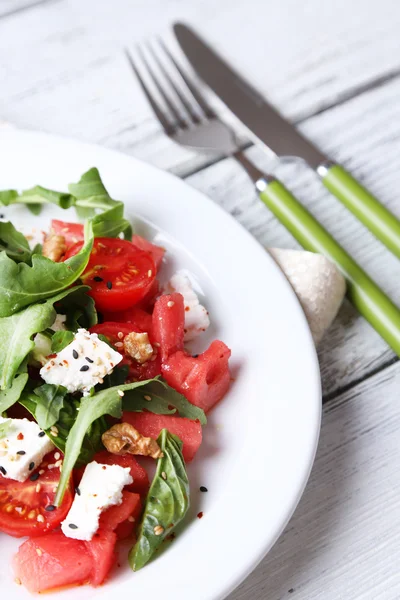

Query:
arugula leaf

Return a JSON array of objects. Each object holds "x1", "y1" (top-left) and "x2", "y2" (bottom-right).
[
  {"x1": 96, "y1": 364, "x2": 129, "y2": 390},
  {"x1": 0, "y1": 373, "x2": 28, "y2": 414},
  {"x1": 0, "y1": 186, "x2": 74, "y2": 210},
  {"x1": 0, "y1": 419, "x2": 12, "y2": 438},
  {"x1": 129, "y1": 429, "x2": 189, "y2": 571},
  {"x1": 54, "y1": 378, "x2": 161, "y2": 505},
  {"x1": 33, "y1": 384, "x2": 68, "y2": 429},
  {"x1": 0, "y1": 233, "x2": 93, "y2": 317},
  {"x1": 0, "y1": 222, "x2": 32, "y2": 263},
  {"x1": 123, "y1": 378, "x2": 207, "y2": 425},
  {"x1": 51, "y1": 330, "x2": 75, "y2": 353},
  {"x1": 20, "y1": 394, "x2": 106, "y2": 467},
  {"x1": 0, "y1": 285, "x2": 92, "y2": 389},
  {"x1": 54, "y1": 285, "x2": 97, "y2": 331}
]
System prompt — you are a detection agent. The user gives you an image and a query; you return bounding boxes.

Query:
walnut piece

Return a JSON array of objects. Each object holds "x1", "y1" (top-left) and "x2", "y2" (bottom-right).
[
  {"x1": 123, "y1": 331, "x2": 153, "y2": 364},
  {"x1": 42, "y1": 234, "x2": 66, "y2": 262},
  {"x1": 102, "y1": 422, "x2": 163, "y2": 459}
]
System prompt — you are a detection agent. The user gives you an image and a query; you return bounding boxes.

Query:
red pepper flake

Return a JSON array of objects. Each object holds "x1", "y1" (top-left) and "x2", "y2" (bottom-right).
[
  {"x1": 47, "y1": 353, "x2": 57, "y2": 359},
  {"x1": 17, "y1": 433, "x2": 24, "y2": 441},
  {"x1": 197, "y1": 512, "x2": 204, "y2": 519},
  {"x1": 185, "y1": 306, "x2": 190, "y2": 311}
]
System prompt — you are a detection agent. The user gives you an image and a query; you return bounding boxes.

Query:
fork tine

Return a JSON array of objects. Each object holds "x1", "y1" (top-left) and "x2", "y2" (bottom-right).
[
  {"x1": 125, "y1": 49, "x2": 175, "y2": 135},
  {"x1": 158, "y1": 38, "x2": 216, "y2": 120},
  {"x1": 147, "y1": 41, "x2": 201, "y2": 125},
  {"x1": 137, "y1": 44, "x2": 188, "y2": 130}
]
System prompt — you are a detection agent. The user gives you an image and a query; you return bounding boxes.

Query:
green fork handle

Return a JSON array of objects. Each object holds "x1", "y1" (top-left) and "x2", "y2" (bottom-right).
[
  {"x1": 257, "y1": 176, "x2": 400, "y2": 356},
  {"x1": 317, "y1": 162, "x2": 400, "y2": 259}
]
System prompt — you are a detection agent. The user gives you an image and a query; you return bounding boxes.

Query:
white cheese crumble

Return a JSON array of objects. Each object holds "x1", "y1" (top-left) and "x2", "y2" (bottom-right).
[
  {"x1": 61, "y1": 461, "x2": 133, "y2": 541},
  {"x1": 166, "y1": 272, "x2": 210, "y2": 341},
  {"x1": 40, "y1": 329, "x2": 123, "y2": 395},
  {"x1": 0, "y1": 417, "x2": 54, "y2": 482}
]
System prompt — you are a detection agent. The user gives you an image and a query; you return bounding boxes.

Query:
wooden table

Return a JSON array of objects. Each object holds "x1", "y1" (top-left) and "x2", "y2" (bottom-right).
[{"x1": 1, "y1": 0, "x2": 399, "y2": 597}]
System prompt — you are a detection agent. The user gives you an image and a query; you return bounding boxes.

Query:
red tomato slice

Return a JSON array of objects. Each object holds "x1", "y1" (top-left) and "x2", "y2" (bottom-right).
[
  {"x1": 131, "y1": 234, "x2": 165, "y2": 270},
  {"x1": 152, "y1": 293, "x2": 185, "y2": 362},
  {"x1": 65, "y1": 238, "x2": 156, "y2": 312},
  {"x1": 0, "y1": 450, "x2": 73, "y2": 538},
  {"x1": 51, "y1": 219, "x2": 84, "y2": 251},
  {"x1": 123, "y1": 412, "x2": 202, "y2": 462},
  {"x1": 13, "y1": 530, "x2": 93, "y2": 593},
  {"x1": 162, "y1": 341, "x2": 231, "y2": 413},
  {"x1": 90, "y1": 322, "x2": 162, "y2": 381}
]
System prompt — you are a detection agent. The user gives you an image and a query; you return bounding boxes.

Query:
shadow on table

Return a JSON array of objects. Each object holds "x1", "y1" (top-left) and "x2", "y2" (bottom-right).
[{"x1": 228, "y1": 391, "x2": 360, "y2": 600}]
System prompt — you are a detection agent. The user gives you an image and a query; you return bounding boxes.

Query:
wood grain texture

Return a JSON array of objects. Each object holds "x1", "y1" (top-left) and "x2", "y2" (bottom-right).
[{"x1": 229, "y1": 361, "x2": 400, "y2": 600}]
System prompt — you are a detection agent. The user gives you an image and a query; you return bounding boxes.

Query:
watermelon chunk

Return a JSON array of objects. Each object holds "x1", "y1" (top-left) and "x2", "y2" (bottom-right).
[
  {"x1": 123, "y1": 411, "x2": 202, "y2": 462},
  {"x1": 152, "y1": 292, "x2": 185, "y2": 362}
]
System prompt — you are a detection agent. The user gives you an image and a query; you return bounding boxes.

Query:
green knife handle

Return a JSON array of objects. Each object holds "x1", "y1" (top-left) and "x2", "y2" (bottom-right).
[
  {"x1": 318, "y1": 162, "x2": 400, "y2": 259},
  {"x1": 257, "y1": 177, "x2": 400, "y2": 356}
]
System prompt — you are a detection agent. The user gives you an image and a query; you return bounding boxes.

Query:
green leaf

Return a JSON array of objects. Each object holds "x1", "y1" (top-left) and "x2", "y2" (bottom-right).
[
  {"x1": 26, "y1": 203, "x2": 43, "y2": 216},
  {"x1": 54, "y1": 285, "x2": 97, "y2": 331},
  {"x1": 123, "y1": 378, "x2": 207, "y2": 425},
  {"x1": 0, "y1": 419, "x2": 12, "y2": 438},
  {"x1": 96, "y1": 364, "x2": 129, "y2": 390},
  {"x1": 0, "y1": 285, "x2": 91, "y2": 389},
  {"x1": 17, "y1": 186, "x2": 75, "y2": 210},
  {"x1": 0, "y1": 373, "x2": 28, "y2": 414},
  {"x1": 54, "y1": 378, "x2": 161, "y2": 505},
  {"x1": 51, "y1": 330, "x2": 75, "y2": 353},
  {"x1": 20, "y1": 394, "x2": 106, "y2": 467},
  {"x1": 129, "y1": 429, "x2": 190, "y2": 571},
  {"x1": 0, "y1": 232, "x2": 93, "y2": 317},
  {"x1": 0, "y1": 221, "x2": 32, "y2": 263},
  {"x1": 33, "y1": 384, "x2": 68, "y2": 429},
  {"x1": 0, "y1": 190, "x2": 18, "y2": 206}
]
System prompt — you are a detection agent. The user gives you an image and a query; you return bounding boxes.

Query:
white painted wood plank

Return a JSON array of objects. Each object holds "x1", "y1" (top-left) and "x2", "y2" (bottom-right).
[
  {"x1": 185, "y1": 75, "x2": 400, "y2": 397},
  {"x1": 229, "y1": 361, "x2": 400, "y2": 600},
  {"x1": 0, "y1": 0, "x2": 399, "y2": 177}
]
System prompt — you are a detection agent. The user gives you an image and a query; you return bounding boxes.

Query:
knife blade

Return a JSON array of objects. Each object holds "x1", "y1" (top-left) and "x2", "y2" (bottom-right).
[{"x1": 173, "y1": 22, "x2": 326, "y2": 169}]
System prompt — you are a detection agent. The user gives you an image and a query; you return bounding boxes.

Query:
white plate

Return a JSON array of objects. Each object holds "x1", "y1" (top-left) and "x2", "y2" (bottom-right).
[{"x1": 0, "y1": 130, "x2": 321, "y2": 600}]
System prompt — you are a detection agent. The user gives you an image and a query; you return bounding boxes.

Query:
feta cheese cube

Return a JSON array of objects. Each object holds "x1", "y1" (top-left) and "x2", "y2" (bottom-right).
[
  {"x1": 0, "y1": 417, "x2": 54, "y2": 482},
  {"x1": 61, "y1": 461, "x2": 133, "y2": 541},
  {"x1": 40, "y1": 329, "x2": 123, "y2": 395},
  {"x1": 166, "y1": 272, "x2": 210, "y2": 341}
]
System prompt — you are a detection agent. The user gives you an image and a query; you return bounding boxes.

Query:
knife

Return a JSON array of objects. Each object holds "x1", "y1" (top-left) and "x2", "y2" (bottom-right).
[{"x1": 174, "y1": 22, "x2": 400, "y2": 260}]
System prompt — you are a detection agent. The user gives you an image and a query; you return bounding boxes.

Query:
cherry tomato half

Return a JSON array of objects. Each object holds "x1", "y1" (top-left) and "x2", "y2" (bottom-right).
[
  {"x1": 0, "y1": 450, "x2": 73, "y2": 538},
  {"x1": 65, "y1": 238, "x2": 156, "y2": 312}
]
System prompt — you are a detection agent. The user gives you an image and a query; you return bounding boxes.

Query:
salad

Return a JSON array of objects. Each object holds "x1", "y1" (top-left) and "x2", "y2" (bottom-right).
[{"x1": 0, "y1": 169, "x2": 231, "y2": 593}]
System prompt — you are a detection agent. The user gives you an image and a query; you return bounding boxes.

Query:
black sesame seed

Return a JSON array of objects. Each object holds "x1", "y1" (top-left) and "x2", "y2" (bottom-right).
[
  {"x1": 17, "y1": 450, "x2": 26, "y2": 455},
  {"x1": 30, "y1": 472, "x2": 40, "y2": 482},
  {"x1": 85, "y1": 356, "x2": 94, "y2": 363},
  {"x1": 0, "y1": 466, "x2": 6, "y2": 475},
  {"x1": 72, "y1": 349, "x2": 79, "y2": 359},
  {"x1": 29, "y1": 461, "x2": 35, "y2": 471},
  {"x1": 45, "y1": 505, "x2": 56, "y2": 512},
  {"x1": 200, "y1": 486, "x2": 208, "y2": 493},
  {"x1": 106, "y1": 281, "x2": 112, "y2": 290},
  {"x1": 0, "y1": 214, "x2": 4, "y2": 219},
  {"x1": 75, "y1": 487, "x2": 81, "y2": 496},
  {"x1": 193, "y1": 354, "x2": 199, "y2": 358},
  {"x1": 38, "y1": 431, "x2": 46, "y2": 437},
  {"x1": 69, "y1": 523, "x2": 78, "y2": 529},
  {"x1": 80, "y1": 365, "x2": 90, "y2": 372},
  {"x1": 94, "y1": 276, "x2": 103, "y2": 282}
]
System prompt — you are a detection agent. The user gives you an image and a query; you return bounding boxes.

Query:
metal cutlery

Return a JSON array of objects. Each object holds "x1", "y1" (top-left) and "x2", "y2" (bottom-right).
[
  {"x1": 174, "y1": 22, "x2": 400, "y2": 261},
  {"x1": 126, "y1": 39, "x2": 400, "y2": 357}
]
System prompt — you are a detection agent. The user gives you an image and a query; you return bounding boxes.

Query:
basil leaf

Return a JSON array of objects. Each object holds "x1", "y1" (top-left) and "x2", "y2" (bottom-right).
[
  {"x1": 0, "y1": 231, "x2": 93, "y2": 317},
  {"x1": 0, "y1": 285, "x2": 91, "y2": 389},
  {"x1": 51, "y1": 330, "x2": 75, "y2": 353},
  {"x1": 0, "y1": 419, "x2": 12, "y2": 437},
  {"x1": 0, "y1": 373, "x2": 28, "y2": 414},
  {"x1": 0, "y1": 222, "x2": 32, "y2": 263},
  {"x1": 123, "y1": 378, "x2": 207, "y2": 425},
  {"x1": 55, "y1": 378, "x2": 162, "y2": 505},
  {"x1": 129, "y1": 429, "x2": 190, "y2": 571},
  {"x1": 33, "y1": 384, "x2": 68, "y2": 429}
]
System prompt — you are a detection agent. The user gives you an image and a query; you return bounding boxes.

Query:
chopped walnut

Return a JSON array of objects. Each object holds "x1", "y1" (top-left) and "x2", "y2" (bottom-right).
[
  {"x1": 42, "y1": 234, "x2": 66, "y2": 262},
  {"x1": 123, "y1": 331, "x2": 153, "y2": 364},
  {"x1": 102, "y1": 422, "x2": 163, "y2": 459}
]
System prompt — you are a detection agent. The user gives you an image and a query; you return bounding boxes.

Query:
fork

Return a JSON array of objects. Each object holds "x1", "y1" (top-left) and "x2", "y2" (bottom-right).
[{"x1": 126, "y1": 40, "x2": 400, "y2": 357}]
